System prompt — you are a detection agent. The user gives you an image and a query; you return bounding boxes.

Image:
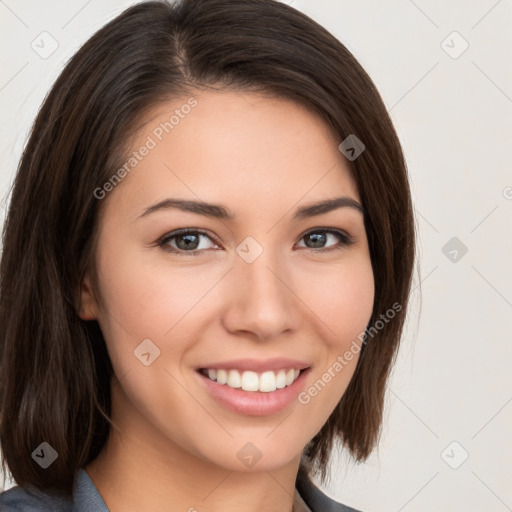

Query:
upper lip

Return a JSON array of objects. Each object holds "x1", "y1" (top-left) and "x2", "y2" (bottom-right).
[{"x1": 197, "y1": 358, "x2": 311, "y2": 372}]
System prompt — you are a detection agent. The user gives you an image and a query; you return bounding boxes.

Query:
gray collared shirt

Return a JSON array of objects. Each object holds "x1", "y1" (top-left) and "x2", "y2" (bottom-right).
[
  {"x1": 0, "y1": 468, "x2": 360, "y2": 511},
  {"x1": 0, "y1": 470, "x2": 107, "y2": 512}
]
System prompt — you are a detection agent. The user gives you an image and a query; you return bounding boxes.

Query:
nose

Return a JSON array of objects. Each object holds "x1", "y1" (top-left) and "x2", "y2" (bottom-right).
[{"x1": 220, "y1": 247, "x2": 302, "y2": 342}]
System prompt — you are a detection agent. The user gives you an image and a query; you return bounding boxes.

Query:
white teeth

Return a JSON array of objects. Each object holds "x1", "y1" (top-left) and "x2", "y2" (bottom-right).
[
  {"x1": 275, "y1": 370, "x2": 287, "y2": 389},
  {"x1": 227, "y1": 369, "x2": 241, "y2": 388},
  {"x1": 259, "y1": 371, "x2": 276, "y2": 393},
  {"x1": 241, "y1": 371, "x2": 259, "y2": 391},
  {"x1": 216, "y1": 369, "x2": 228, "y2": 385},
  {"x1": 203, "y1": 367, "x2": 303, "y2": 392}
]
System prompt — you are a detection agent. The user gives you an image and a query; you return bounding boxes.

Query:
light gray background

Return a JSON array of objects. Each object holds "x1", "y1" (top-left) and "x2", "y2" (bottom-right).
[{"x1": 1, "y1": 1, "x2": 511, "y2": 511}]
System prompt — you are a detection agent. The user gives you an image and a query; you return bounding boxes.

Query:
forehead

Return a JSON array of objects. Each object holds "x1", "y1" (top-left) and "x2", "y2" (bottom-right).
[{"x1": 103, "y1": 89, "x2": 359, "y2": 220}]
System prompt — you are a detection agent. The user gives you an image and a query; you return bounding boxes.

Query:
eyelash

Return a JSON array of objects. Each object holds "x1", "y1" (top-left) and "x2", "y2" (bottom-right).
[{"x1": 156, "y1": 227, "x2": 355, "y2": 256}]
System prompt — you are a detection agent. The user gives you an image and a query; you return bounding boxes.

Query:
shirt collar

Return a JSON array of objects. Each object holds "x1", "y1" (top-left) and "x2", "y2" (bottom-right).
[
  {"x1": 72, "y1": 469, "x2": 109, "y2": 512},
  {"x1": 72, "y1": 469, "x2": 312, "y2": 512}
]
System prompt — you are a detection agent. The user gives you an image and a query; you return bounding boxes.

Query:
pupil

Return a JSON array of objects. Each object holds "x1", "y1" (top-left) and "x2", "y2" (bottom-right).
[
  {"x1": 308, "y1": 232, "x2": 326, "y2": 248},
  {"x1": 177, "y1": 234, "x2": 199, "y2": 250}
]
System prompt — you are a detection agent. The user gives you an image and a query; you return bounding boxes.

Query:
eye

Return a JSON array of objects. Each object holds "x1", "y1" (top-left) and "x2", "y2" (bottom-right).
[
  {"x1": 158, "y1": 229, "x2": 219, "y2": 255},
  {"x1": 157, "y1": 227, "x2": 355, "y2": 256},
  {"x1": 296, "y1": 228, "x2": 355, "y2": 252}
]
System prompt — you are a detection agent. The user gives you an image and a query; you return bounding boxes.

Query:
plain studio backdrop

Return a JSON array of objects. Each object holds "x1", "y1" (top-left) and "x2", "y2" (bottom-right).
[{"x1": 0, "y1": 1, "x2": 511, "y2": 511}]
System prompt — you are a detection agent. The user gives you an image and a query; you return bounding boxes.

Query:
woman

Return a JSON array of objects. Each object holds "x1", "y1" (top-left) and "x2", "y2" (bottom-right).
[{"x1": 0, "y1": 1, "x2": 415, "y2": 511}]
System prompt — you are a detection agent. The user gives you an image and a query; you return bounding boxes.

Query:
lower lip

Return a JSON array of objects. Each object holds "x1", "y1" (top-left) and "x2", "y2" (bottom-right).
[{"x1": 196, "y1": 368, "x2": 311, "y2": 416}]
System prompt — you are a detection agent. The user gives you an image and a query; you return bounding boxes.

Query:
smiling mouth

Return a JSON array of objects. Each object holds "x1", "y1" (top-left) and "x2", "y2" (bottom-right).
[{"x1": 198, "y1": 367, "x2": 306, "y2": 393}]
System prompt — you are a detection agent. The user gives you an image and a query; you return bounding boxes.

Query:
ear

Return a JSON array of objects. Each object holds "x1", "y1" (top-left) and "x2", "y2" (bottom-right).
[{"x1": 78, "y1": 271, "x2": 99, "y2": 321}]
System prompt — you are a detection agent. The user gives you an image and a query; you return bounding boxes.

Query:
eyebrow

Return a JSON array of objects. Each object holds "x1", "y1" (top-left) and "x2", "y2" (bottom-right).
[{"x1": 137, "y1": 196, "x2": 364, "y2": 221}]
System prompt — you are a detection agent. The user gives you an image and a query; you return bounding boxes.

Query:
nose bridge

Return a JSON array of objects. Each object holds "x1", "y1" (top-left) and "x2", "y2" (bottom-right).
[{"x1": 221, "y1": 236, "x2": 301, "y2": 340}]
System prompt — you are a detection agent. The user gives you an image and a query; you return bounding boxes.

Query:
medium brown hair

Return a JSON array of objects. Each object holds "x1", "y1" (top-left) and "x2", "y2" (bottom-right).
[{"x1": 0, "y1": 0, "x2": 415, "y2": 495}]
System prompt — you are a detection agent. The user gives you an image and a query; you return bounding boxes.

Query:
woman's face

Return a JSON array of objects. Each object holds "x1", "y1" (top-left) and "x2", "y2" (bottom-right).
[{"x1": 81, "y1": 90, "x2": 374, "y2": 473}]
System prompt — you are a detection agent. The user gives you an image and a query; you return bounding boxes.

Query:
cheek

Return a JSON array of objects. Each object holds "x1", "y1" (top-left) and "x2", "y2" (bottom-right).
[
  {"x1": 297, "y1": 256, "x2": 375, "y2": 347},
  {"x1": 292, "y1": 258, "x2": 374, "y2": 426},
  {"x1": 96, "y1": 232, "x2": 194, "y2": 330},
  {"x1": 93, "y1": 240, "x2": 231, "y2": 375}
]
